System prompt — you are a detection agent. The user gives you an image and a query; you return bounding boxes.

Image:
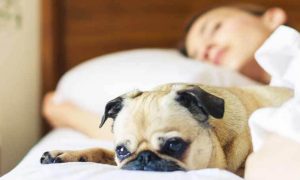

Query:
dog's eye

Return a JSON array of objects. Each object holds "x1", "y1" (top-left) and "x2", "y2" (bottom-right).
[
  {"x1": 116, "y1": 145, "x2": 131, "y2": 161},
  {"x1": 161, "y1": 137, "x2": 189, "y2": 159}
]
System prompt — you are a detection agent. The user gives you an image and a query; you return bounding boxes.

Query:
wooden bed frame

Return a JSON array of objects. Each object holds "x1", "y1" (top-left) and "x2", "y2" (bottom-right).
[{"x1": 41, "y1": 0, "x2": 300, "y2": 133}]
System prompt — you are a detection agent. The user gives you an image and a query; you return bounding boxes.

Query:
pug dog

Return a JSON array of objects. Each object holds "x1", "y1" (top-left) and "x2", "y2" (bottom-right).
[{"x1": 40, "y1": 83, "x2": 293, "y2": 176}]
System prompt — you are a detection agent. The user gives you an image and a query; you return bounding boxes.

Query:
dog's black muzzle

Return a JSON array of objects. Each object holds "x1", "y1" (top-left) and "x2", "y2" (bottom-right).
[{"x1": 121, "y1": 150, "x2": 184, "y2": 172}]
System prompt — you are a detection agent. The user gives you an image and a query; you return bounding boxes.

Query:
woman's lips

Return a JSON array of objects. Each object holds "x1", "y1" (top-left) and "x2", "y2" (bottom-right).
[{"x1": 211, "y1": 48, "x2": 225, "y2": 65}]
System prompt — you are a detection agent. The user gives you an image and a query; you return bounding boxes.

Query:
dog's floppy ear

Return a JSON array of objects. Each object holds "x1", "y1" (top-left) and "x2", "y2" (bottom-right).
[
  {"x1": 100, "y1": 97, "x2": 123, "y2": 128},
  {"x1": 175, "y1": 87, "x2": 224, "y2": 122}
]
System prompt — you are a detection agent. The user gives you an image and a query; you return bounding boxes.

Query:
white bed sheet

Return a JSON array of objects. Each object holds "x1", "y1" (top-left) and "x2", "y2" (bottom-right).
[{"x1": 2, "y1": 128, "x2": 242, "y2": 180}]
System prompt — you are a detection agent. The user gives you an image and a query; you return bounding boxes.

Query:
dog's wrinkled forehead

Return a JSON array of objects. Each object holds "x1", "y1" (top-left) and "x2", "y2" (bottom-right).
[
  {"x1": 100, "y1": 85, "x2": 225, "y2": 129},
  {"x1": 99, "y1": 89, "x2": 162, "y2": 128}
]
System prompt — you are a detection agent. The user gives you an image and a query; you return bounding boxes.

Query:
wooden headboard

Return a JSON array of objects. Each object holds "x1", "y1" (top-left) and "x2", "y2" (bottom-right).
[{"x1": 41, "y1": 0, "x2": 300, "y2": 132}]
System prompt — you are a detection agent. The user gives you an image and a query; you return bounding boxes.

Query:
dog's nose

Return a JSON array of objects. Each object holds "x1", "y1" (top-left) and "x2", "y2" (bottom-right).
[{"x1": 137, "y1": 151, "x2": 159, "y2": 164}]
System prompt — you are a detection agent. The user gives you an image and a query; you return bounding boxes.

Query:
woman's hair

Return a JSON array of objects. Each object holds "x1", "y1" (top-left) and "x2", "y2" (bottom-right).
[{"x1": 178, "y1": 3, "x2": 272, "y2": 57}]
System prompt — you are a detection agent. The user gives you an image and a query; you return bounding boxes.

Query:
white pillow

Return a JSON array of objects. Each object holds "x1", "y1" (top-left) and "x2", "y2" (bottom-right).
[{"x1": 55, "y1": 48, "x2": 257, "y2": 115}]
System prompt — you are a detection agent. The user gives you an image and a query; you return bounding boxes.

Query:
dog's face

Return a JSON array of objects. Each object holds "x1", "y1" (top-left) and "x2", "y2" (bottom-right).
[{"x1": 100, "y1": 84, "x2": 225, "y2": 171}]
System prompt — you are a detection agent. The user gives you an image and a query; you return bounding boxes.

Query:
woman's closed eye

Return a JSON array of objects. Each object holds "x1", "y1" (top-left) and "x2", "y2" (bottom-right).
[
  {"x1": 214, "y1": 22, "x2": 222, "y2": 32},
  {"x1": 202, "y1": 21, "x2": 222, "y2": 39},
  {"x1": 210, "y1": 21, "x2": 222, "y2": 36}
]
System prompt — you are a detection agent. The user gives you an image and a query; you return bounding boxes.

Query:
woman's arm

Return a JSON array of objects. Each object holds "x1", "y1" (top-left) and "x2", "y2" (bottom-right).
[{"x1": 42, "y1": 92, "x2": 113, "y2": 140}]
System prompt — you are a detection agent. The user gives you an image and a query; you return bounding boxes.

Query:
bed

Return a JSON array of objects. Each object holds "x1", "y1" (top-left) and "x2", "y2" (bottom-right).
[{"x1": 3, "y1": 0, "x2": 300, "y2": 179}]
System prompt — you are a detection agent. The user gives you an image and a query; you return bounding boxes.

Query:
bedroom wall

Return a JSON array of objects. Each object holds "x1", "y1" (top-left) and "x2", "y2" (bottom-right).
[{"x1": 0, "y1": 0, "x2": 41, "y2": 175}]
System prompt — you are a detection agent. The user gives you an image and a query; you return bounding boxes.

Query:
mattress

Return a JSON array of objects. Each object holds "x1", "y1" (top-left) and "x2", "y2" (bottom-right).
[{"x1": 2, "y1": 128, "x2": 242, "y2": 180}]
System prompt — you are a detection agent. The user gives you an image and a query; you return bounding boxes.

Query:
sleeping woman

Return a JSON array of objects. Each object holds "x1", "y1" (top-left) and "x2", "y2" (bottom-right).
[
  {"x1": 180, "y1": 3, "x2": 288, "y2": 84},
  {"x1": 43, "y1": 3, "x2": 300, "y2": 179}
]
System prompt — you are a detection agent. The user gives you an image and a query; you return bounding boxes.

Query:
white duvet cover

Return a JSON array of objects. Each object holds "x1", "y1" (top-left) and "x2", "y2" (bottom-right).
[{"x1": 2, "y1": 128, "x2": 242, "y2": 180}]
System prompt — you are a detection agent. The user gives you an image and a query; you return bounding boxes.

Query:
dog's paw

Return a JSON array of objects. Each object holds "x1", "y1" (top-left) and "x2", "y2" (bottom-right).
[{"x1": 40, "y1": 150, "x2": 86, "y2": 164}]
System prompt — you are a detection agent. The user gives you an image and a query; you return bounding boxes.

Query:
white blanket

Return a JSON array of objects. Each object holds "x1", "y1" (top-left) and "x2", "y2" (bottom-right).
[
  {"x1": 2, "y1": 128, "x2": 242, "y2": 180},
  {"x1": 249, "y1": 25, "x2": 300, "y2": 151}
]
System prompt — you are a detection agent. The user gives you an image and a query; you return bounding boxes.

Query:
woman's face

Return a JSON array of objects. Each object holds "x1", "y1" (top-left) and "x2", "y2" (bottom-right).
[{"x1": 185, "y1": 7, "x2": 273, "y2": 71}]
